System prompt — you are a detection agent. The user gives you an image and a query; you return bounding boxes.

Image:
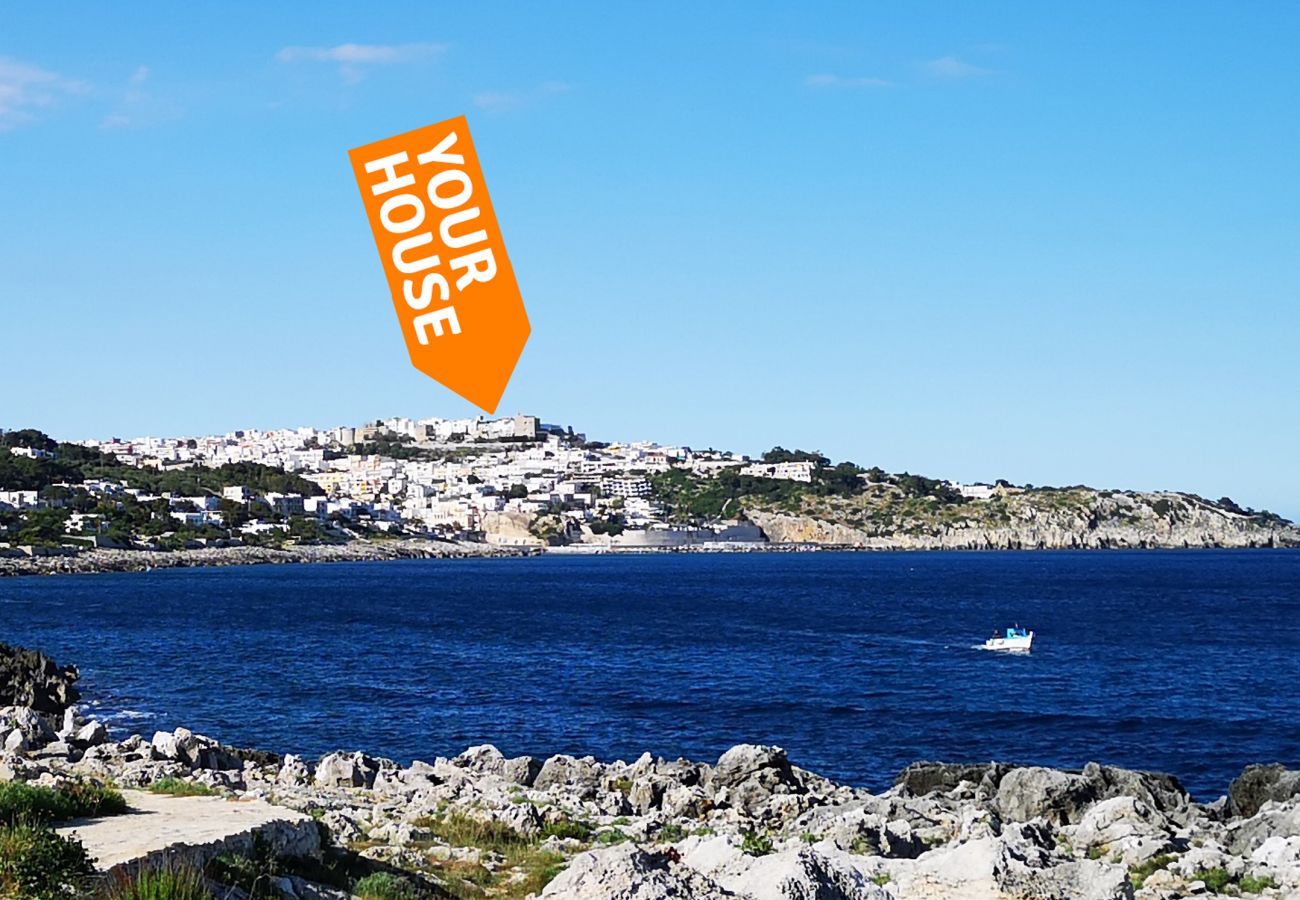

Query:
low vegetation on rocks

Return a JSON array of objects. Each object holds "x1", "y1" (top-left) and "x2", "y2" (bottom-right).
[
  {"x1": 0, "y1": 821, "x2": 96, "y2": 900},
  {"x1": 144, "y1": 777, "x2": 218, "y2": 798}
]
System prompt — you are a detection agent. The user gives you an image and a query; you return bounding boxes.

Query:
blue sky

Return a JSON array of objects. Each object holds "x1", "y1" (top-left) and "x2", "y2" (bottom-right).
[{"x1": 3, "y1": 2, "x2": 1299, "y2": 516}]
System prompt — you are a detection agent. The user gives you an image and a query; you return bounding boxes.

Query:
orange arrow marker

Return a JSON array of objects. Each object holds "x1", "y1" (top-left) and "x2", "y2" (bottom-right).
[{"x1": 348, "y1": 116, "x2": 530, "y2": 413}]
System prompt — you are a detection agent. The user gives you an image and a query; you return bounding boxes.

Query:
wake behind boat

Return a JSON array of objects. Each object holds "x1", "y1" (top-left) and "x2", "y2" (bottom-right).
[{"x1": 980, "y1": 625, "x2": 1034, "y2": 653}]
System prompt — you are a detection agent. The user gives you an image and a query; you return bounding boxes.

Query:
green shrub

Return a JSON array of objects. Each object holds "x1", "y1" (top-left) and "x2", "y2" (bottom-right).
[
  {"x1": 1198, "y1": 867, "x2": 1233, "y2": 893},
  {"x1": 1129, "y1": 854, "x2": 1175, "y2": 889},
  {"x1": 540, "y1": 818, "x2": 592, "y2": 842},
  {"x1": 1239, "y1": 874, "x2": 1277, "y2": 894},
  {"x1": 352, "y1": 871, "x2": 418, "y2": 900},
  {"x1": 594, "y1": 829, "x2": 628, "y2": 846},
  {"x1": 147, "y1": 778, "x2": 217, "y2": 798},
  {"x1": 98, "y1": 863, "x2": 209, "y2": 900},
  {"x1": 59, "y1": 782, "x2": 128, "y2": 818},
  {"x1": 658, "y1": 823, "x2": 686, "y2": 842},
  {"x1": 0, "y1": 823, "x2": 95, "y2": 900},
  {"x1": 0, "y1": 781, "x2": 126, "y2": 826},
  {"x1": 740, "y1": 830, "x2": 773, "y2": 857}
]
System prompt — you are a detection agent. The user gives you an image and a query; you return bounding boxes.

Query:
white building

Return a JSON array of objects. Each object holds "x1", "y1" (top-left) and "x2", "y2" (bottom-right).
[
  {"x1": 951, "y1": 483, "x2": 998, "y2": 501},
  {"x1": 739, "y1": 461, "x2": 816, "y2": 482}
]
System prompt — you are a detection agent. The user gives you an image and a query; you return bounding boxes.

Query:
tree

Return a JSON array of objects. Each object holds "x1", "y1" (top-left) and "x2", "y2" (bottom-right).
[
  {"x1": 588, "y1": 513, "x2": 627, "y2": 536},
  {"x1": 817, "y1": 462, "x2": 865, "y2": 497},
  {"x1": 288, "y1": 515, "x2": 328, "y2": 543},
  {"x1": 0, "y1": 429, "x2": 58, "y2": 452},
  {"x1": 15, "y1": 508, "x2": 70, "y2": 546},
  {"x1": 218, "y1": 498, "x2": 253, "y2": 529},
  {"x1": 506, "y1": 483, "x2": 529, "y2": 499},
  {"x1": 761, "y1": 447, "x2": 829, "y2": 467}
]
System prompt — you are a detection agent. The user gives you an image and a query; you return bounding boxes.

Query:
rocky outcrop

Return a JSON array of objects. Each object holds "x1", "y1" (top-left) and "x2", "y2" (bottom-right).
[
  {"x1": 1071, "y1": 796, "x2": 1179, "y2": 864},
  {"x1": 0, "y1": 643, "x2": 80, "y2": 712},
  {"x1": 480, "y1": 510, "x2": 544, "y2": 546},
  {"x1": 543, "y1": 843, "x2": 739, "y2": 899},
  {"x1": 895, "y1": 761, "x2": 1010, "y2": 798},
  {"x1": 746, "y1": 488, "x2": 1300, "y2": 550},
  {"x1": 1229, "y1": 764, "x2": 1300, "y2": 818},
  {"x1": 899, "y1": 759, "x2": 1192, "y2": 829}
]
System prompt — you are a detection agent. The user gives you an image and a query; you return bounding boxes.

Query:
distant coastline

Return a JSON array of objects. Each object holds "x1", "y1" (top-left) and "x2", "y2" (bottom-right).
[
  {"x1": 3, "y1": 536, "x2": 1298, "y2": 579},
  {"x1": 4, "y1": 416, "x2": 1298, "y2": 569}
]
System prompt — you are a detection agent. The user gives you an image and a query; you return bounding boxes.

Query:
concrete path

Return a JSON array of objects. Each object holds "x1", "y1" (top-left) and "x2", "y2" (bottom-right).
[{"x1": 56, "y1": 789, "x2": 320, "y2": 873}]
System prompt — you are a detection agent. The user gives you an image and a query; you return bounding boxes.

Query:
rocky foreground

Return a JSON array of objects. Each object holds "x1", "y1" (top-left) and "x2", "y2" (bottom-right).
[{"x1": 3, "y1": 648, "x2": 1300, "y2": 899}]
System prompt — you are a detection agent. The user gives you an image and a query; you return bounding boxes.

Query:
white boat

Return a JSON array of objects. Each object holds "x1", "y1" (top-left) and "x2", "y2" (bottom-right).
[{"x1": 980, "y1": 626, "x2": 1034, "y2": 652}]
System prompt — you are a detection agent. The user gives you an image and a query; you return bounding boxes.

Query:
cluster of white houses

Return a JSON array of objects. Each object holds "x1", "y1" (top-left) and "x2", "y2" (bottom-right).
[
  {"x1": 3, "y1": 416, "x2": 759, "y2": 546},
  {"x1": 2, "y1": 418, "x2": 1005, "y2": 548}
]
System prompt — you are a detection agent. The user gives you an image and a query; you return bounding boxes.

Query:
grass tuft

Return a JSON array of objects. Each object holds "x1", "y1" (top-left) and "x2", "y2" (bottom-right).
[
  {"x1": 657, "y1": 823, "x2": 686, "y2": 843},
  {"x1": 147, "y1": 778, "x2": 218, "y2": 798},
  {"x1": 353, "y1": 871, "x2": 419, "y2": 900},
  {"x1": 740, "y1": 830, "x2": 773, "y2": 857},
  {"x1": 540, "y1": 818, "x2": 592, "y2": 842},
  {"x1": 1239, "y1": 874, "x2": 1277, "y2": 894},
  {"x1": 98, "y1": 863, "x2": 209, "y2": 900},
  {"x1": 1128, "y1": 853, "x2": 1176, "y2": 889},
  {"x1": 1197, "y1": 867, "x2": 1234, "y2": 893}
]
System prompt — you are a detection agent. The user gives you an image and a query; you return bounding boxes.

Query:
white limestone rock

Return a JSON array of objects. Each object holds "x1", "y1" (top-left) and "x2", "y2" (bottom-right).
[{"x1": 541, "y1": 843, "x2": 737, "y2": 899}]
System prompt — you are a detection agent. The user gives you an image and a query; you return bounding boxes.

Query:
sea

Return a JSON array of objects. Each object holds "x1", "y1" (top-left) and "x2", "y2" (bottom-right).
[{"x1": 2, "y1": 550, "x2": 1297, "y2": 800}]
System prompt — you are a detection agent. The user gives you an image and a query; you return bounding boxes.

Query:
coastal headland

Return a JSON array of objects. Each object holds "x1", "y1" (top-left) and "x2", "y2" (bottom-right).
[
  {"x1": 2, "y1": 644, "x2": 1299, "y2": 898},
  {"x1": 3, "y1": 416, "x2": 1298, "y2": 579}
]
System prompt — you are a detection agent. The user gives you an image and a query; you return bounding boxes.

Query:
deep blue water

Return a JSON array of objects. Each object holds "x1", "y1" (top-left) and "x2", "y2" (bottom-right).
[{"x1": 2, "y1": 551, "x2": 1298, "y2": 799}]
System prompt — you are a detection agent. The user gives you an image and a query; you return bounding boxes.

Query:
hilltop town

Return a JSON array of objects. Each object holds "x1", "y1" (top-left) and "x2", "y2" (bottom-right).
[{"x1": 1, "y1": 413, "x2": 1297, "y2": 570}]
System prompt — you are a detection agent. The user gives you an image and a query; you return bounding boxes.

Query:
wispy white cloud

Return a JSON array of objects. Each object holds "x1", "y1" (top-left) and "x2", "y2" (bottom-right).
[
  {"x1": 100, "y1": 64, "x2": 172, "y2": 130},
  {"x1": 472, "y1": 91, "x2": 519, "y2": 113},
  {"x1": 276, "y1": 42, "x2": 447, "y2": 83},
  {"x1": 0, "y1": 56, "x2": 90, "y2": 131},
  {"x1": 473, "y1": 80, "x2": 572, "y2": 113},
  {"x1": 804, "y1": 73, "x2": 892, "y2": 90},
  {"x1": 923, "y1": 56, "x2": 991, "y2": 79}
]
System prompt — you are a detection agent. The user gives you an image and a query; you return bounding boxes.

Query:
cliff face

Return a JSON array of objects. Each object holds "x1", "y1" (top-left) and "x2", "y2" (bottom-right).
[
  {"x1": 480, "y1": 510, "x2": 545, "y2": 546},
  {"x1": 745, "y1": 489, "x2": 1300, "y2": 550}
]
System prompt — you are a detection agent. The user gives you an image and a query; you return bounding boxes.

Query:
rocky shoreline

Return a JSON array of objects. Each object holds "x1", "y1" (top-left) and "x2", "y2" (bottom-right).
[
  {"x1": 0, "y1": 538, "x2": 534, "y2": 578},
  {"x1": 745, "y1": 509, "x2": 1300, "y2": 551},
  {"x1": 4, "y1": 536, "x2": 1297, "y2": 580},
  {"x1": 3, "y1": 646, "x2": 1299, "y2": 899}
]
